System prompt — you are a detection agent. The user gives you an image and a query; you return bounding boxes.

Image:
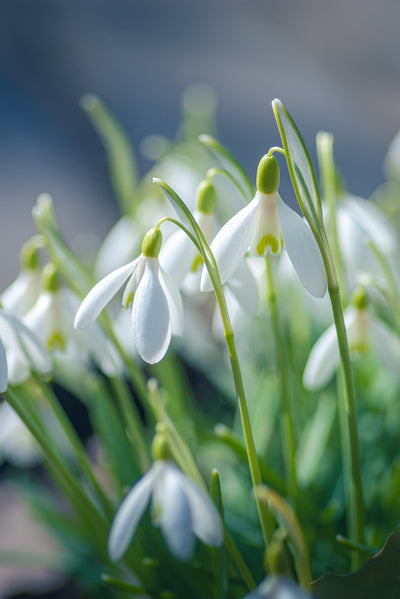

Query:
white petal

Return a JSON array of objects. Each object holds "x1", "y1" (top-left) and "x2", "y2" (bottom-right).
[
  {"x1": 133, "y1": 258, "x2": 171, "y2": 364},
  {"x1": 0, "y1": 339, "x2": 8, "y2": 392},
  {"x1": 74, "y1": 259, "x2": 138, "y2": 329},
  {"x1": 108, "y1": 464, "x2": 161, "y2": 561},
  {"x1": 0, "y1": 310, "x2": 51, "y2": 376},
  {"x1": 275, "y1": 194, "x2": 327, "y2": 298},
  {"x1": 1, "y1": 270, "x2": 41, "y2": 317},
  {"x1": 345, "y1": 195, "x2": 398, "y2": 255},
  {"x1": 159, "y1": 228, "x2": 196, "y2": 287},
  {"x1": 6, "y1": 350, "x2": 30, "y2": 386},
  {"x1": 226, "y1": 259, "x2": 258, "y2": 314},
  {"x1": 201, "y1": 196, "x2": 260, "y2": 292},
  {"x1": 303, "y1": 324, "x2": 341, "y2": 390},
  {"x1": 176, "y1": 470, "x2": 223, "y2": 547},
  {"x1": 158, "y1": 267, "x2": 184, "y2": 336},
  {"x1": 156, "y1": 464, "x2": 195, "y2": 560},
  {"x1": 94, "y1": 217, "x2": 141, "y2": 280},
  {"x1": 370, "y1": 317, "x2": 400, "y2": 377}
]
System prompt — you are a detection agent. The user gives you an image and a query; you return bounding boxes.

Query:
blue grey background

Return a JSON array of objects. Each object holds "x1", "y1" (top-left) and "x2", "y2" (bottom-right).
[{"x1": 1, "y1": 0, "x2": 400, "y2": 284}]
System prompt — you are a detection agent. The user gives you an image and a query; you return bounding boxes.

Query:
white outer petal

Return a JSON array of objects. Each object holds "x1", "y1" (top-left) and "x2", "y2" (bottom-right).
[
  {"x1": 133, "y1": 258, "x2": 171, "y2": 364},
  {"x1": 275, "y1": 194, "x2": 327, "y2": 298},
  {"x1": 226, "y1": 258, "x2": 258, "y2": 314},
  {"x1": 0, "y1": 310, "x2": 51, "y2": 376},
  {"x1": 303, "y1": 324, "x2": 340, "y2": 390},
  {"x1": 370, "y1": 317, "x2": 400, "y2": 377},
  {"x1": 159, "y1": 228, "x2": 196, "y2": 287},
  {"x1": 108, "y1": 464, "x2": 161, "y2": 561},
  {"x1": 176, "y1": 469, "x2": 223, "y2": 547},
  {"x1": 74, "y1": 259, "x2": 138, "y2": 329},
  {"x1": 158, "y1": 267, "x2": 184, "y2": 336},
  {"x1": 201, "y1": 195, "x2": 260, "y2": 292},
  {"x1": 1, "y1": 270, "x2": 41, "y2": 317},
  {"x1": 345, "y1": 195, "x2": 398, "y2": 255},
  {"x1": 155, "y1": 464, "x2": 195, "y2": 560},
  {"x1": 0, "y1": 339, "x2": 7, "y2": 392}
]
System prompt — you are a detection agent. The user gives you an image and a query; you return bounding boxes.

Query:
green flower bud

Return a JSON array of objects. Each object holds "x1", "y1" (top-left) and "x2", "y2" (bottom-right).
[
  {"x1": 196, "y1": 179, "x2": 217, "y2": 214},
  {"x1": 42, "y1": 263, "x2": 60, "y2": 293},
  {"x1": 256, "y1": 155, "x2": 280, "y2": 194},
  {"x1": 142, "y1": 228, "x2": 162, "y2": 258}
]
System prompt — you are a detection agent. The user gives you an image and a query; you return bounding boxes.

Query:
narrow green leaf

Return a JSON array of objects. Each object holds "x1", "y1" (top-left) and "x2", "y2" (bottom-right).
[
  {"x1": 81, "y1": 94, "x2": 138, "y2": 216},
  {"x1": 272, "y1": 99, "x2": 322, "y2": 225}
]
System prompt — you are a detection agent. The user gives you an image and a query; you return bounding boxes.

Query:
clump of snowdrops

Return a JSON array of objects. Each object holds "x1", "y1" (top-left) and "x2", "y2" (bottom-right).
[{"x1": 1, "y1": 90, "x2": 400, "y2": 599}]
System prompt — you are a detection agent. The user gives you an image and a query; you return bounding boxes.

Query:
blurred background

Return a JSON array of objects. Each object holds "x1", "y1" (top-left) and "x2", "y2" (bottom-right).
[
  {"x1": 1, "y1": 0, "x2": 400, "y2": 285},
  {"x1": 1, "y1": 1, "x2": 400, "y2": 596}
]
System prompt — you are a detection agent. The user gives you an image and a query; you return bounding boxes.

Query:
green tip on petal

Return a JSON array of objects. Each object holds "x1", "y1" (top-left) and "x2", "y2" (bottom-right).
[
  {"x1": 42, "y1": 263, "x2": 60, "y2": 293},
  {"x1": 142, "y1": 228, "x2": 162, "y2": 258},
  {"x1": 256, "y1": 155, "x2": 280, "y2": 194},
  {"x1": 351, "y1": 286, "x2": 369, "y2": 310},
  {"x1": 196, "y1": 180, "x2": 217, "y2": 214}
]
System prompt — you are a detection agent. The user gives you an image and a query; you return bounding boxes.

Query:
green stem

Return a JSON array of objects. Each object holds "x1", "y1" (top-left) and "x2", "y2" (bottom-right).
[
  {"x1": 315, "y1": 232, "x2": 365, "y2": 567},
  {"x1": 4, "y1": 389, "x2": 110, "y2": 548},
  {"x1": 30, "y1": 374, "x2": 114, "y2": 518},
  {"x1": 108, "y1": 376, "x2": 150, "y2": 472},
  {"x1": 214, "y1": 284, "x2": 274, "y2": 554},
  {"x1": 265, "y1": 257, "x2": 298, "y2": 504}
]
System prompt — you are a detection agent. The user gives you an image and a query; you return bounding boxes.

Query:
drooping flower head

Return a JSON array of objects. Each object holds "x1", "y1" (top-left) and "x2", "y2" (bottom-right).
[
  {"x1": 303, "y1": 286, "x2": 400, "y2": 390},
  {"x1": 201, "y1": 154, "x2": 327, "y2": 298},
  {"x1": 108, "y1": 427, "x2": 223, "y2": 562},
  {"x1": 75, "y1": 227, "x2": 183, "y2": 364}
]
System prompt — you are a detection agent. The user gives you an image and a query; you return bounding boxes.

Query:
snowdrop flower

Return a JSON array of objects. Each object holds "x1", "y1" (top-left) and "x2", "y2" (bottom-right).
[
  {"x1": 303, "y1": 288, "x2": 400, "y2": 390},
  {"x1": 108, "y1": 459, "x2": 223, "y2": 561},
  {"x1": 201, "y1": 154, "x2": 326, "y2": 298},
  {"x1": 334, "y1": 193, "x2": 398, "y2": 287},
  {"x1": 24, "y1": 264, "x2": 121, "y2": 376},
  {"x1": 0, "y1": 308, "x2": 51, "y2": 391},
  {"x1": 243, "y1": 576, "x2": 312, "y2": 599},
  {"x1": 75, "y1": 228, "x2": 183, "y2": 364},
  {"x1": 1, "y1": 237, "x2": 43, "y2": 317},
  {"x1": 0, "y1": 402, "x2": 41, "y2": 467}
]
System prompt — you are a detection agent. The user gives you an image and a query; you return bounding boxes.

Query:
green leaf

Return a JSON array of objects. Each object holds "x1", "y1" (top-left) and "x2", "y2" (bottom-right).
[
  {"x1": 272, "y1": 99, "x2": 322, "y2": 225},
  {"x1": 312, "y1": 531, "x2": 400, "y2": 599},
  {"x1": 81, "y1": 94, "x2": 139, "y2": 216}
]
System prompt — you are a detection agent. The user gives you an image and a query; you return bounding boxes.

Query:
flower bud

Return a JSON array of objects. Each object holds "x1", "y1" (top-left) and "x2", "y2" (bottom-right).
[{"x1": 196, "y1": 179, "x2": 217, "y2": 214}]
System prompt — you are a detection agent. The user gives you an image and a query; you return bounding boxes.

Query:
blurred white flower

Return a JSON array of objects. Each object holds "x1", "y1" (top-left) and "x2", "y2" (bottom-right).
[
  {"x1": 75, "y1": 228, "x2": 183, "y2": 364},
  {"x1": 335, "y1": 194, "x2": 398, "y2": 288},
  {"x1": 0, "y1": 402, "x2": 41, "y2": 467},
  {"x1": 108, "y1": 460, "x2": 223, "y2": 562},
  {"x1": 24, "y1": 264, "x2": 121, "y2": 376},
  {"x1": 243, "y1": 576, "x2": 312, "y2": 599},
  {"x1": 303, "y1": 301, "x2": 400, "y2": 390},
  {"x1": 0, "y1": 308, "x2": 51, "y2": 392}
]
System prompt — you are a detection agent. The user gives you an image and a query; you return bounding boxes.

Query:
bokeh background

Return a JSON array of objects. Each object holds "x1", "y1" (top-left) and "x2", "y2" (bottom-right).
[
  {"x1": 1, "y1": 0, "x2": 400, "y2": 286},
  {"x1": 1, "y1": 1, "x2": 400, "y2": 596}
]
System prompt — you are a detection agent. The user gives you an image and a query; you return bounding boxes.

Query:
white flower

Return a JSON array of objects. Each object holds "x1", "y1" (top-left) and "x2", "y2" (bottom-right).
[
  {"x1": 201, "y1": 155, "x2": 326, "y2": 299},
  {"x1": 75, "y1": 228, "x2": 183, "y2": 364},
  {"x1": 334, "y1": 193, "x2": 398, "y2": 287},
  {"x1": 303, "y1": 303, "x2": 400, "y2": 390},
  {"x1": 0, "y1": 308, "x2": 51, "y2": 391},
  {"x1": 108, "y1": 460, "x2": 223, "y2": 562},
  {"x1": 23, "y1": 265, "x2": 121, "y2": 376},
  {"x1": 243, "y1": 576, "x2": 312, "y2": 599},
  {"x1": 0, "y1": 402, "x2": 41, "y2": 467}
]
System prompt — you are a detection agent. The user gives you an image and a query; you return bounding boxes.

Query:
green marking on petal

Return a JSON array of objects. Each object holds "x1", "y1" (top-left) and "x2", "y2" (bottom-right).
[
  {"x1": 190, "y1": 254, "x2": 204, "y2": 273},
  {"x1": 257, "y1": 234, "x2": 280, "y2": 256},
  {"x1": 47, "y1": 331, "x2": 66, "y2": 352},
  {"x1": 123, "y1": 291, "x2": 135, "y2": 308}
]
